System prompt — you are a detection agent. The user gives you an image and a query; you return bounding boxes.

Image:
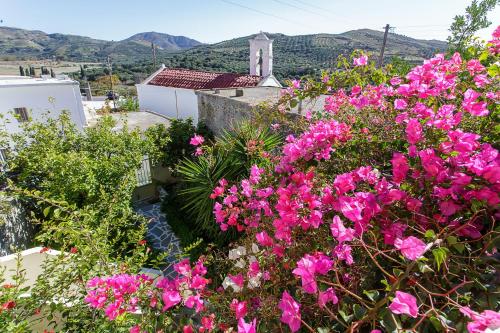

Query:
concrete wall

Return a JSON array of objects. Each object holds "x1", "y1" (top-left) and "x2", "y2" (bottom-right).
[
  {"x1": 0, "y1": 197, "x2": 33, "y2": 256},
  {"x1": 136, "y1": 84, "x2": 198, "y2": 123},
  {"x1": 197, "y1": 92, "x2": 254, "y2": 136},
  {"x1": 0, "y1": 82, "x2": 86, "y2": 138}
]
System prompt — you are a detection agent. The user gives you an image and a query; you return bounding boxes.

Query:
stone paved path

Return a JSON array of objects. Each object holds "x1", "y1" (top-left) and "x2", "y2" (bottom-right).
[{"x1": 135, "y1": 202, "x2": 182, "y2": 277}]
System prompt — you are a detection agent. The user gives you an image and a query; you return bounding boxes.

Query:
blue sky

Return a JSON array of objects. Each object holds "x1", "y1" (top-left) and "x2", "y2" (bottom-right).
[{"x1": 1, "y1": 0, "x2": 498, "y2": 43}]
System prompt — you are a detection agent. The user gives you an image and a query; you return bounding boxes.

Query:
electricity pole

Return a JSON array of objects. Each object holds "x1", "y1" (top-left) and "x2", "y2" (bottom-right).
[
  {"x1": 151, "y1": 42, "x2": 157, "y2": 69},
  {"x1": 107, "y1": 56, "x2": 116, "y2": 109},
  {"x1": 377, "y1": 24, "x2": 390, "y2": 68}
]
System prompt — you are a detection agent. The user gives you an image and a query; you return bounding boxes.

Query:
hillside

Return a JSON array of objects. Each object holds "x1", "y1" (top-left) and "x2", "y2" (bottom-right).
[
  {"x1": 0, "y1": 27, "x2": 447, "y2": 82},
  {"x1": 159, "y1": 30, "x2": 447, "y2": 79},
  {"x1": 0, "y1": 27, "x2": 202, "y2": 62},
  {"x1": 125, "y1": 32, "x2": 202, "y2": 50}
]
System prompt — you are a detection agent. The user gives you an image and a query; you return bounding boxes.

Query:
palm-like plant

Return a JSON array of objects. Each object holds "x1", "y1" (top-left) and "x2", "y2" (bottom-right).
[
  {"x1": 176, "y1": 121, "x2": 283, "y2": 242},
  {"x1": 177, "y1": 151, "x2": 240, "y2": 241},
  {"x1": 216, "y1": 120, "x2": 283, "y2": 174}
]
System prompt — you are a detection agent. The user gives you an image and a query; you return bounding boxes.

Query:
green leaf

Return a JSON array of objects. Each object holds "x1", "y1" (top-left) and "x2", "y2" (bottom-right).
[
  {"x1": 363, "y1": 290, "x2": 380, "y2": 302},
  {"x1": 338, "y1": 310, "x2": 353, "y2": 324},
  {"x1": 430, "y1": 315, "x2": 445, "y2": 331},
  {"x1": 432, "y1": 247, "x2": 449, "y2": 271},
  {"x1": 487, "y1": 63, "x2": 500, "y2": 77},
  {"x1": 353, "y1": 304, "x2": 366, "y2": 319},
  {"x1": 43, "y1": 206, "x2": 51, "y2": 217},
  {"x1": 417, "y1": 261, "x2": 434, "y2": 273},
  {"x1": 381, "y1": 279, "x2": 391, "y2": 291},
  {"x1": 446, "y1": 236, "x2": 457, "y2": 245},
  {"x1": 425, "y1": 229, "x2": 436, "y2": 240},
  {"x1": 479, "y1": 51, "x2": 489, "y2": 62}
]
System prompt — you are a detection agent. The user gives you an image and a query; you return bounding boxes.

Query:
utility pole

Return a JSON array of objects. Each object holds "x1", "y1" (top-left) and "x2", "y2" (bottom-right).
[
  {"x1": 377, "y1": 24, "x2": 390, "y2": 68},
  {"x1": 151, "y1": 42, "x2": 157, "y2": 69},
  {"x1": 107, "y1": 56, "x2": 116, "y2": 109}
]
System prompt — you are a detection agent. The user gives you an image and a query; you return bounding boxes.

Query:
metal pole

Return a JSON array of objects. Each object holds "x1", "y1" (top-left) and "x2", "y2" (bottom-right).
[
  {"x1": 377, "y1": 24, "x2": 390, "y2": 68},
  {"x1": 107, "y1": 56, "x2": 116, "y2": 109}
]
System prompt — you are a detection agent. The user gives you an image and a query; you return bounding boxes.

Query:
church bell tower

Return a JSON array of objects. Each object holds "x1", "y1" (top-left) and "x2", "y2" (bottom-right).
[{"x1": 249, "y1": 32, "x2": 273, "y2": 77}]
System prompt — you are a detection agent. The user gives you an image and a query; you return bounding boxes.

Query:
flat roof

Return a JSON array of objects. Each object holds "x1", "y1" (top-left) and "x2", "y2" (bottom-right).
[
  {"x1": 196, "y1": 86, "x2": 329, "y2": 112},
  {"x1": 0, "y1": 75, "x2": 78, "y2": 87},
  {"x1": 196, "y1": 87, "x2": 282, "y2": 106},
  {"x1": 87, "y1": 111, "x2": 170, "y2": 132}
]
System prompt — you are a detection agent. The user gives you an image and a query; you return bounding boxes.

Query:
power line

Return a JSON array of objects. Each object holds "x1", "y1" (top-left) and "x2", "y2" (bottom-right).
[
  {"x1": 219, "y1": 0, "x2": 316, "y2": 29},
  {"x1": 270, "y1": 0, "x2": 330, "y2": 20},
  {"x1": 289, "y1": 0, "x2": 355, "y2": 24}
]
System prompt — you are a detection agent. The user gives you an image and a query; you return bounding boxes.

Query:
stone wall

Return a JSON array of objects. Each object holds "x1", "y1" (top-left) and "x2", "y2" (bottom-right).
[
  {"x1": 0, "y1": 197, "x2": 33, "y2": 256},
  {"x1": 197, "y1": 92, "x2": 255, "y2": 136}
]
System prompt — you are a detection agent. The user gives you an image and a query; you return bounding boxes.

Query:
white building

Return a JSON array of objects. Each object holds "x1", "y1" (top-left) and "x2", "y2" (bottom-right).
[
  {"x1": 0, "y1": 75, "x2": 87, "y2": 140},
  {"x1": 136, "y1": 32, "x2": 281, "y2": 123}
]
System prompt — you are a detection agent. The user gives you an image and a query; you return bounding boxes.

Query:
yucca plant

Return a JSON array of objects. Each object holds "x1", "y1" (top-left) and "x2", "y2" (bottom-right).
[
  {"x1": 175, "y1": 120, "x2": 283, "y2": 243},
  {"x1": 216, "y1": 120, "x2": 283, "y2": 174},
  {"x1": 177, "y1": 151, "x2": 240, "y2": 241}
]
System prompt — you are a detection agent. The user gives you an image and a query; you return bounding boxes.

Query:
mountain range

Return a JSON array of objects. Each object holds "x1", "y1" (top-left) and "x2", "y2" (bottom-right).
[
  {"x1": 0, "y1": 27, "x2": 202, "y2": 62},
  {"x1": 0, "y1": 26, "x2": 448, "y2": 80},
  {"x1": 164, "y1": 30, "x2": 447, "y2": 78}
]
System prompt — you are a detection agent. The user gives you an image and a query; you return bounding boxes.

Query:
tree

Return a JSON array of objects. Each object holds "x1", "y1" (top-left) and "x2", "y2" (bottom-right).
[
  {"x1": 80, "y1": 64, "x2": 86, "y2": 80},
  {"x1": 1, "y1": 113, "x2": 167, "y2": 331},
  {"x1": 448, "y1": 0, "x2": 499, "y2": 54},
  {"x1": 50, "y1": 68, "x2": 55, "y2": 78},
  {"x1": 18, "y1": 65, "x2": 24, "y2": 76}
]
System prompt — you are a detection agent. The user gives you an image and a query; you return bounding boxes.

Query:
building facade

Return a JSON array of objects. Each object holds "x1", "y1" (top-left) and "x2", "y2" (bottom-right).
[
  {"x1": 136, "y1": 32, "x2": 281, "y2": 123},
  {"x1": 0, "y1": 75, "x2": 87, "y2": 139}
]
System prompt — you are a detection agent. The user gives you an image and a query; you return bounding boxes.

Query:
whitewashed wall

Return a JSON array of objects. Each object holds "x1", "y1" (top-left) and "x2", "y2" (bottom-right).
[
  {"x1": 136, "y1": 84, "x2": 198, "y2": 123},
  {"x1": 0, "y1": 82, "x2": 87, "y2": 136}
]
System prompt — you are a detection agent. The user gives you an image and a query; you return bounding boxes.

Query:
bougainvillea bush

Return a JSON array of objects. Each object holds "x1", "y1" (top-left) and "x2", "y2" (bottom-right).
[{"x1": 84, "y1": 27, "x2": 500, "y2": 332}]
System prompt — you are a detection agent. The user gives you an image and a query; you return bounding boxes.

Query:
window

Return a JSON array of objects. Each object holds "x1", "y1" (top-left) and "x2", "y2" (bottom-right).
[
  {"x1": 14, "y1": 107, "x2": 29, "y2": 122},
  {"x1": 0, "y1": 148, "x2": 7, "y2": 171},
  {"x1": 136, "y1": 156, "x2": 152, "y2": 187}
]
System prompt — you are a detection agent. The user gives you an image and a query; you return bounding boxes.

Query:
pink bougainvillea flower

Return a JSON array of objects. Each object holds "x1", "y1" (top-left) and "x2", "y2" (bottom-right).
[
  {"x1": 293, "y1": 253, "x2": 333, "y2": 294},
  {"x1": 201, "y1": 314, "x2": 215, "y2": 332},
  {"x1": 189, "y1": 134, "x2": 204, "y2": 146},
  {"x1": 394, "y1": 236, "x2": 427, "y2": 260},
  {"x1": 129, "y1": 325, "x2": 141, "y2": 333},
  {"x1": 353, "y1": 55, "x2": 368, "y2": 66},
  {"x1": 231, "y1": 299, "x2": 248, "y2": 319},
  {"x1": 255, "y1": 231, "x2": 274, "y2": 247},
  {"x1": 195, "y1": 147, "x2": 203, "y2": 156},
  {"x1": 318, "y1": 287, "x2": 338, "y2": 308},
  {"x1": 278, "y1": 291, "x2": 301, "y2": 332},
  {"x1": 394, "y1": 98, "x2": 408, "y2": 110},
  {"x1": 391, "y1": 153, "x2": 409, "y2": 184},
  {"x1": 182, "y1": 325, "x2": 194, "y2": 333},
  {"x1": 460, "y1": 306, "x2": 500, "y2": 332},
  {"x1": 161, "y1": 290, "x2": 181, "y2": 311},
  {"x1": 406, "y1": 118, "x2": 423, "y2": 144},
  {"x1": 238, "y1": 318, "x2": 257, "y2": 333},
  {"x1": 389, "y1": 291, "x2": 419, "y2": 318},
  {"x1": 390, "y1": 77, "x2": 402, "y2": 86},
  {"x1": 330, "y1": 215, "x2": 355, "y2": 243}
]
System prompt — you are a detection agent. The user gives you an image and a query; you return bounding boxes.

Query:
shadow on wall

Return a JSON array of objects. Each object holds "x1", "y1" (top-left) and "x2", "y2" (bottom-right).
[{"x1": 0, "y1": 197, "x2": 34, "y2": 256}]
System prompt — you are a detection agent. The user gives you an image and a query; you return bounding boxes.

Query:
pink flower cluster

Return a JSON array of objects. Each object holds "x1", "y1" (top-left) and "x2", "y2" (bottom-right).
[
  {"x1": 461, "y1": 307, "x2": 500, "y2": 333},
  {"x1": 85, "y1": 259, "x2": 209, "y2": 329},
  {"x1": 210, "y1": 34, "x2": 499, "y2": 331},
  {"x1": 190, "y1": 134, "x2": 205, "y2": 156},
  {"x1": 85, "y1": 274, "x2": 152, "y2": 320}
]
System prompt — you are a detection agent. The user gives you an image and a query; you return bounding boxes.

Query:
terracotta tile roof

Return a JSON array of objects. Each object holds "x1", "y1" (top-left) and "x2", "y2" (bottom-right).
[{"x1": 147, "y1": 68, "x2": 261, "y2": 90}]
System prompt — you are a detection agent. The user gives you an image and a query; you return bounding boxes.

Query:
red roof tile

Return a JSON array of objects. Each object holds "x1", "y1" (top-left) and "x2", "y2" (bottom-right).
[{"x1": 147, "y1": 68, "x2": 261, "y2": 90}]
